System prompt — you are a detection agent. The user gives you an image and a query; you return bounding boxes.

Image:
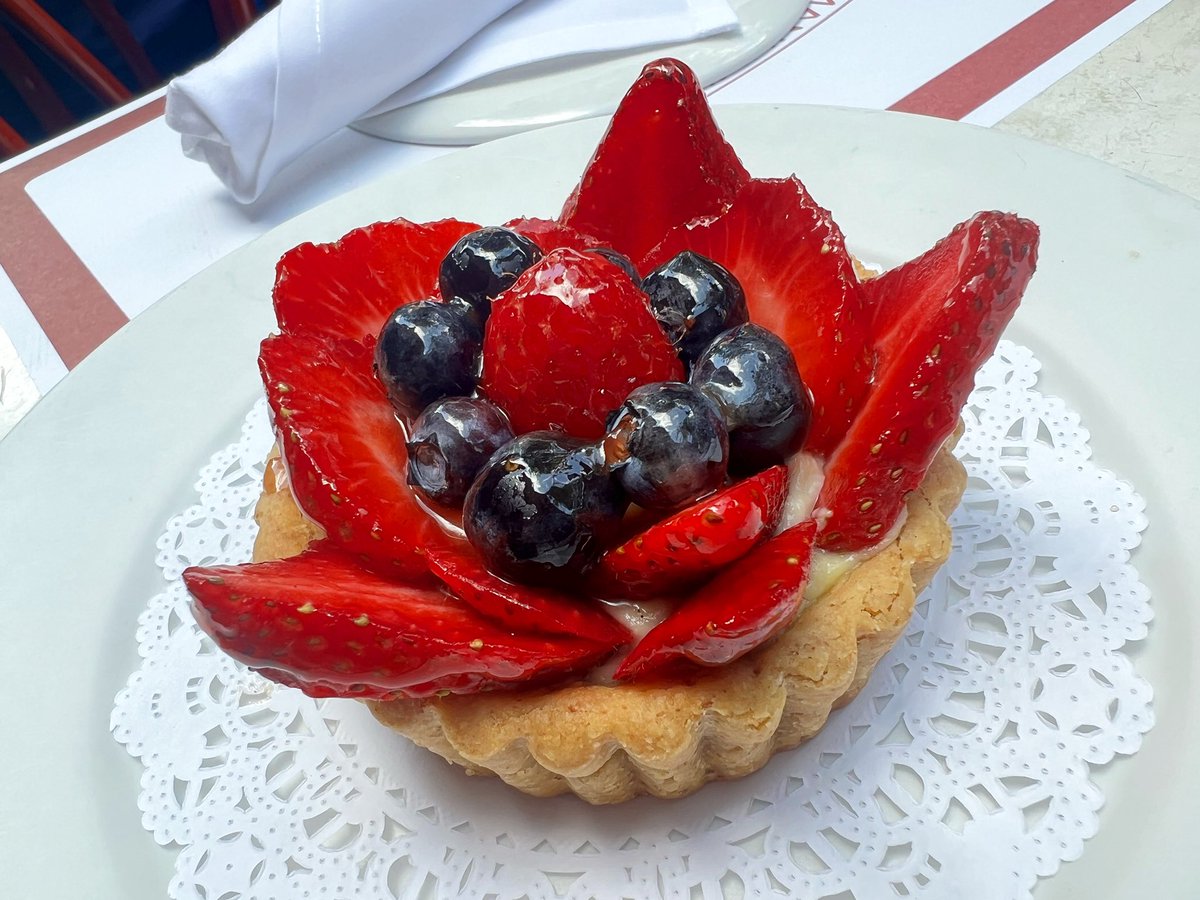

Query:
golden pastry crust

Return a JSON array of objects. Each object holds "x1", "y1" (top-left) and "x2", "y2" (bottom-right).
[
  {"x1": 253, "y1": 445, "x2": 966, "y2": 804},
  {"x1": 253, "y1": 452, "x2": 325, "y2": 561}
]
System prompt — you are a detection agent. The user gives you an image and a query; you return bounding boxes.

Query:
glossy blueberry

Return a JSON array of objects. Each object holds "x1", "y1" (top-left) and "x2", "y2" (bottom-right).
[
  {"x1": 604, "y1": 382, "x2": 728, "y2": 511},
  {"x1": 406, "y1": 397, "x2": 514, "y2": 506},
  {"x1": 690, "y1": 323, "x2": 812, "y2": 473},
  {"x1": 438, "y1": 227, "x2": 542, "y2": 321},
  {"x1": 584, "y1": 247, "x2": 640, "y2": 284},
  {"x1": 446, "y1": 295, "x2": 485, "y2": 343},
  {"x1": 374, "y1": 300, "x2": 479, "y2": 419},
  {"x1": 642, "y1": 251, "x2": 748, "y2": 368},
  {"x1": 464, "y1": 433, "x2": 625, "y2": 585}
]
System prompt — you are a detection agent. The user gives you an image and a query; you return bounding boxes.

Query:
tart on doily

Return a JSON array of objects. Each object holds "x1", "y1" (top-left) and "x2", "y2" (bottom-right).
[{"x1": 183, "y1": 59, "x2": 1038, "y2": 803}]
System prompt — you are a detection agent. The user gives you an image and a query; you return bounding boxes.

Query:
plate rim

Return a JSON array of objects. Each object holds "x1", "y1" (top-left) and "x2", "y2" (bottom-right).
[
  {"x1": 351, "y1": 0, "x2": 811, "y2": 145},
  {"x1": 1, "y1": 102, "x2": 1196, "y2": 898}
]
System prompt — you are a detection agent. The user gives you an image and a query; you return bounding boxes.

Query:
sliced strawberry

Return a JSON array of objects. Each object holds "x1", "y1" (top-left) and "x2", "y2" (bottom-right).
[
  {"x1": 559, "y1": 58, "x2": 750, "y2": 264},
  {"x1": 594, "y1": 466, "x2": 788, "y2": 599},
  {"x1": 425, "y1": 545, "x2": 631, "y2": 644},
  {"x1": 184, "y1": 545, "x2": 616, "y2": 700},
  {"x1": 260, "y1": 331, "x2": 454, "y2": 581},
  {"x1": 642, "y1": 177, "x2": 874, "y2": 455},
  {"x1": 273, "y1": 217, "x2": 479, "y2": 342},
  {"x1": 615, "y1": 520, "x2": 817, "y2": 680},
  {"x1": 503, "y1": 216, "x2": 601, "y2": 254},
  {"x1": 817, "y1": 211, "x2": 1040, "y2": 551},
  {"x1": 480, "y1": 247, "x2": 684, "y2": 439}
]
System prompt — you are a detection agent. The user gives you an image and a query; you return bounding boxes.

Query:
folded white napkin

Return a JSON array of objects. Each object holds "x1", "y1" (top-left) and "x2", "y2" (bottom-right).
[{"x1": 166, "y1": 0, "x2": 739, "y2": 203}]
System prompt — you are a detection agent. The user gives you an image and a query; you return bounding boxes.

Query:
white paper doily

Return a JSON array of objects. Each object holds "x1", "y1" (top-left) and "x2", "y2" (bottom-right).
[{"x1": 112, "y1": 340, "x2": 1153, "y2": 900}]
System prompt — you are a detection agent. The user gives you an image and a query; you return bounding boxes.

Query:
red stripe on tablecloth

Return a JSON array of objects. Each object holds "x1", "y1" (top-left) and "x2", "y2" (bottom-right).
[
  {"x1": 0, "y1": 98, "x2": 163, "y2": 369},
  {"x1": 0, "y1": 0, "x2": 1141, "y2": 367},
  {"x1": 890, "y1": 0, "x2": 1139, "y2": 120}
]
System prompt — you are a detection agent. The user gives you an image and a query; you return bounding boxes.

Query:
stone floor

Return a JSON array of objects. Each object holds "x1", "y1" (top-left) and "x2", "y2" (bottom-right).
[{"x1": 998, "y1": 0, "x2": 1200, "y2": 200}]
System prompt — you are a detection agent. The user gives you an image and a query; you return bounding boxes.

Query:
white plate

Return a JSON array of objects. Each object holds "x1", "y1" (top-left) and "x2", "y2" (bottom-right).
[
  {"x1": 1, "y1": 105, "x2": 1197, "y2": 898},
  {"x1": 351, "y1": 0, "x2": 809, "y2": 145}
]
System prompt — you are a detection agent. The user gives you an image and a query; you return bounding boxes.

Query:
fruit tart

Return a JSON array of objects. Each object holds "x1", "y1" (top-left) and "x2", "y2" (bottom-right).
[{"x1": 183, "y1": 59, "x2": 1039, "y2": 804}]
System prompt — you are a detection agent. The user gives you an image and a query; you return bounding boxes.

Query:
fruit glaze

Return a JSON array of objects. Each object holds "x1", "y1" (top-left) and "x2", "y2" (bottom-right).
[{"x1": 184, "y1": 59, "x2": 1038, "y2": 727}]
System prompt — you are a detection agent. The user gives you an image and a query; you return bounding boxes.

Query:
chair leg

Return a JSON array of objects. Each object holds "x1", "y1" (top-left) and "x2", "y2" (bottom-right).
[
  {"x1": 0, "y1": 114, "x2": 28, "y2": 157},
  {"x1": 209, "y1": 0, "x2": 259, "y2": 41},
  {"x1": 82, "y1": 0, "x2": 159, "y2": 89},
  {"x1": 228, "y1": 0, "x2": 259, "y2": 28},
  {"x1": 0, "y1": 19, "x2": 75, "y2": 133},
  {"x1": 208, "y1": 0, "x2": 233, "y2": 41},
  {"x1": 0, "y1": 0, "x2": 131, "y2": 104}
]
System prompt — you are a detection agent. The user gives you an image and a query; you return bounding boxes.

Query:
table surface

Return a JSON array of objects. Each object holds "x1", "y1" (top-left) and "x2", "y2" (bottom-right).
[
  {"x1": 0, "y1": 0, "x2": 1196, "y2": 445},
  {"x1": 996, "y1": 0, "x2": 1200, "y2": 197},
  {"x1": 0, "y1": 1, "x2": 1197, "y2": 895}
]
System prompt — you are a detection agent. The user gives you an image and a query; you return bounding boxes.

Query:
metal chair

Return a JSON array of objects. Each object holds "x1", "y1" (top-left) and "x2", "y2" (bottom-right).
[
  {"x1": 209, "y1": 0, "x2": 259, "y2": 43},
  {"x1": 0, "y1": 114, "x2": 27, "y2": 156},
  {"x1": 0, "y1": 0, "x2": 265, "y2": 155}
]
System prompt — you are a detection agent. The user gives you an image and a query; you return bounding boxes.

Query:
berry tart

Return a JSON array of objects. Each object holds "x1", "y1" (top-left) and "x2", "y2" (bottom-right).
[{"x1": 184, "y1": 59, "x2": 1039, "y2": 803}]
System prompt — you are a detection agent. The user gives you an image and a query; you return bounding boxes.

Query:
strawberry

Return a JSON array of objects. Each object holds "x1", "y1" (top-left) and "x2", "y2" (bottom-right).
[
  {"x1": 480, "y1": 247, "x2": 684, "y2": 439},
  {"x1": 425, "y1": 546, "x2": 631, "y2": 644},
  {"x1": 594, "y1": 465, "x2": 788, "y2": 598},
  {"x1": 642, "y1": 177, "x2": 874, "y2": 454},
  {"x1": 273, "y1": 217, "x2": 478, "y2": 342},
  {"x1": 184, "y1": 545, "x2": 617, "y2": 700},
  {"x1": 559, "y1": 58, "x2": 750, "y2": 265},
  {"x1": 614, "y1": 520, "x2": 817, "y2": 680},
  {"x1": 502, "y1": 216, "x2": 601, "y2": 254},
  {"x1": 259, "y1": 331, "x2": 454, "y2": 582},
  {"x1": 816, "y1": 211, "x2": 1040, "y2": 551}
]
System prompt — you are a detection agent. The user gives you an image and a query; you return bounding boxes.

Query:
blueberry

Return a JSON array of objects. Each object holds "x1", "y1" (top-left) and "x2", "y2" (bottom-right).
[
  {"x1": 690, "y1": 324, "x2": 812, "y2": 472},
  {"x1": 584, "y1": 247, "x2": 640, "y2": 284},
  {"x1": 374, "y1": 300, "x2": 479, "y2": 419},
  {"x1": 446, "y1": 295, "x2": 485, "y2": 343},
  {"x1": 464, "y1": 433, "x2": 625, "y2": 585},
  {"x1": 407, "y1": 398, "x2": 514, "y2": 506},
  {"x1": 438, "y1": 227, "x2": 542, "y2": 321},
  {"x1": 604, "y1": 382, "x2": 728, "y2": 510},
  {"x1": 642, "y1": 251, "x2": 748, "y2": 368}
]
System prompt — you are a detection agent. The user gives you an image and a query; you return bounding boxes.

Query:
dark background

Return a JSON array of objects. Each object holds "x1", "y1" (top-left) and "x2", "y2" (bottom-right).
[{"x1": 1, "y1": 1, "x2": 271, "y2": 151}]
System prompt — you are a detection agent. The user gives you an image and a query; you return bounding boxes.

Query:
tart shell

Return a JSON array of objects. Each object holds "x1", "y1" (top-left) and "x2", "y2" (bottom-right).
[{"x1": 252, "y1": 445, "x2": 966, "y2": 804}]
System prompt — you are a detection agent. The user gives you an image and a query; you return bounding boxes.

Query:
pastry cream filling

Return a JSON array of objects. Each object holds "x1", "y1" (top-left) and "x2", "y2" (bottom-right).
[
  {"x1": 272, "y1": 438, "x2": 902, "y2": 675},
  {"x1": 584, "y1": 451, "x2": 900, "y2": 683},
  {"x1": 781, "y1": 450, "x2": 903, "y2": 601},
  {"x1": 779, "y1": 451, "x2": 826, "y2": 532},
  {"x1": 588, "y1": 598, "x2": 674, "y2": 683}
]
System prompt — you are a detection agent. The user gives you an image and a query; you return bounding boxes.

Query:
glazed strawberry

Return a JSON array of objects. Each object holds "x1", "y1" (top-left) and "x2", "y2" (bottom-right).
[
  {"x1": 863, "y1": 213, "x2": 1039, "y2": 361},
  {"x1": 615, "y1": 520, "x2": 817, "y2": 680},
  {"x1": 817, "y1": 211, "x2": 1039, "y2": 551},
  {"x1": 425, "y1": 546, "x2": 632, "y2": 644},
  {"x1": 503, "y1": 216, "x2": 601, "y2": 254},
  {"x1": 184, "y1": 546, "x2": 617, "y2": 700},
  {"x1": 559, "y1": 58, "x2": 750, "y2": 264},
  {"x1": 642, "y1": 177, "x2": 874, "y2": 454},
  {"x1": 273, "y1": 217, "x2": 478, "y2": 342},
  {"x1": 594, "y1": 465, "x2": 788, "y2": 599},
  {"x1": 260, "y1": 332, "x2": 453, "y2": 581},
  {"x1": 480, "y1": 247, "x2": 684, "y2": 439}
]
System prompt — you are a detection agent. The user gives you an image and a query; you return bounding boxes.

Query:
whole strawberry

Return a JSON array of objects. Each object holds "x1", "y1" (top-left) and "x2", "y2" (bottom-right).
[{"x1": 480, "y1": 248, "x2": 684, "y2": 439}]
